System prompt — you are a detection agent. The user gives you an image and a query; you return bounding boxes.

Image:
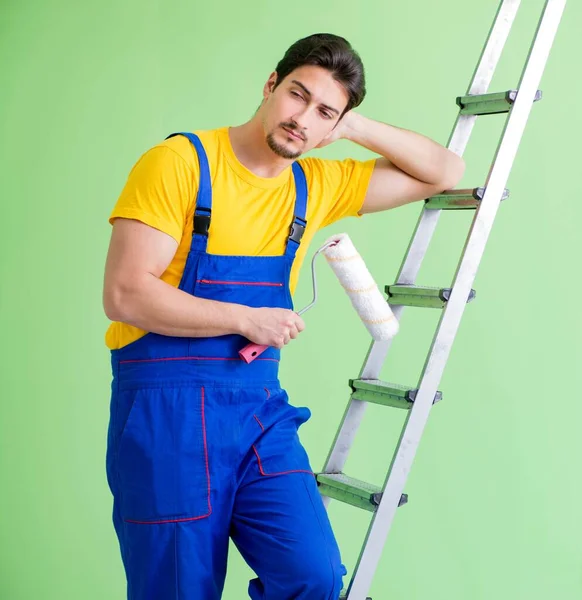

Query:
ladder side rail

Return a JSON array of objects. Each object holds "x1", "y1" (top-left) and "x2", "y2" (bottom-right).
[
  {"x1": 321, "y1": 0, "x2": 522, "y2": 489},
  {"x1": 347, "y1": 2, "x2": 567, "y2": 598}
]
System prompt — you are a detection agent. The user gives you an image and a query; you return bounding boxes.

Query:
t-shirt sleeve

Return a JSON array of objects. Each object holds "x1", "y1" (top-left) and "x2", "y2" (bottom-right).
[
  {"x1": 109, "y1": 145, "x2": 196, "y2": 244},
  {"x1": 307, "y1": 156, "x2": 377, "y2": 228}
]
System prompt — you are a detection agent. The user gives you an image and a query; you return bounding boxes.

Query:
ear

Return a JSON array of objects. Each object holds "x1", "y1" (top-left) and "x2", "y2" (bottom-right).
[{"x1": 262, "y1": 71, "x2": 278, "y2": 100}]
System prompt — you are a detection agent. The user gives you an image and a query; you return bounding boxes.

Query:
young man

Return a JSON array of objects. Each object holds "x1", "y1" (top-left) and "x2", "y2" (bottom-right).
[{"x1": 103, "y1": 33, "x2": 464, "y2": 600}]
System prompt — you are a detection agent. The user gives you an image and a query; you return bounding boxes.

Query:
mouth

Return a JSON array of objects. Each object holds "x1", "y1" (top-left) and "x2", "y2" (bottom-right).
[{"x1": 282, "y1": 126, "x2": 304, "y2": 142}]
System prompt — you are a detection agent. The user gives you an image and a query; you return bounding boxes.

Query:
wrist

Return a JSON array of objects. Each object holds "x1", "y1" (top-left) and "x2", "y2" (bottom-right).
[
  {"x1": 232, "y1": 303, "x2": 253, "y2": 337},
  {"x1": 341, "y1": 111, "x2": 366, "y2": 142}
]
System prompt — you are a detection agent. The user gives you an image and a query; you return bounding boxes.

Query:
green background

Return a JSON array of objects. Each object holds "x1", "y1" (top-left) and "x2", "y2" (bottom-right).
[{"x1": 1, "y1": 0, "x2": 580, "y2": 598}]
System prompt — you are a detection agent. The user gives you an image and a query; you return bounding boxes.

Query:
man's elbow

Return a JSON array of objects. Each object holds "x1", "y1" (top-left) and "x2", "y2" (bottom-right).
[
  {"x1": 441, "y1": 154, "x2": 466, "y2": 190},
  {"x1": 103, "y1": 284, "x2": 124, "y2": 322},
  {"x1": 103, "y1": 278, "x2": 138, "y2": 323}
]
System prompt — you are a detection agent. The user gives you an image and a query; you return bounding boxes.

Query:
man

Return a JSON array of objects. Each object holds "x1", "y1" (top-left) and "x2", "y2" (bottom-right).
[{"x1": 103, "y1": 33, "x2": 464, "y2": 600}]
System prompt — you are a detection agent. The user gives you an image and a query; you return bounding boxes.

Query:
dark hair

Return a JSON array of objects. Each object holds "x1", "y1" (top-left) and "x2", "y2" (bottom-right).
[{"x1": 273, "y1": 33, "x2": 366, "y2": 117}]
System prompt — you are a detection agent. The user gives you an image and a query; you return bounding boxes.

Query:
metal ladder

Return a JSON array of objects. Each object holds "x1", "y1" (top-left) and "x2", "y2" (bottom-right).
[{"x1": 315, "y1": 1, "x2": 567, "y2": 598}]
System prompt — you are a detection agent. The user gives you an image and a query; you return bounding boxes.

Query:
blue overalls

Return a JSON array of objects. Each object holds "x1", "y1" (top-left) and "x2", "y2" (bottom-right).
[{"x1": 105, "y1": 132, "x2": 347, "y2": 599}]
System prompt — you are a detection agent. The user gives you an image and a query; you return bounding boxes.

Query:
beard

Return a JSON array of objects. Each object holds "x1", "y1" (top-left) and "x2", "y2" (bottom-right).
[{"x1": 265, "y1": 123, "x2": 306, "y2": 160}]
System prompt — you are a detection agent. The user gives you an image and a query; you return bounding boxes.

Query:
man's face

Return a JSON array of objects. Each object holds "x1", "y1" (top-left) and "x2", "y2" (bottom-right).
[{"x1": 260, "y1": 65, "x2": 349, "y2": 160}]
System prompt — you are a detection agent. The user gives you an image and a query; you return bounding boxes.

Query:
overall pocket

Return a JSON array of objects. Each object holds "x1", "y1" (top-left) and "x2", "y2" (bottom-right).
[
  {"x1": 252, "y1": 388, "x2": 314, "y2": 477},
  {"x1": 116, "y1": 385, "x2": 211, "y2": 524},
  {"x1": 191, "y1": 253, "x2": 293, "y2": 310}
]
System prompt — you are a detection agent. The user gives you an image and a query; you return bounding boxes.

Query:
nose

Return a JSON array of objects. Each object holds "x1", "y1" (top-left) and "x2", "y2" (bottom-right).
[{"x1": 290, "y1": 109, "x2": 309, "y2": 134}]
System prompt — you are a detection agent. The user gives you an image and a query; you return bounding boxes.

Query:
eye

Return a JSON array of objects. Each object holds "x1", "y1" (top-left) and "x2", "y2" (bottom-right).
[
  {"x1": 291, "y1": 90, "x2": 304, "y2": 100},
  {"x1": 320, "y1": 110, "x2": 333, "y2": 119}
]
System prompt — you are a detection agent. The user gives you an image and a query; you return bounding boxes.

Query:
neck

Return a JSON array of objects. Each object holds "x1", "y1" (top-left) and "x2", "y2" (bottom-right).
[{"x1": 228, "y1": 116, "x2": 294, "y2": 178}]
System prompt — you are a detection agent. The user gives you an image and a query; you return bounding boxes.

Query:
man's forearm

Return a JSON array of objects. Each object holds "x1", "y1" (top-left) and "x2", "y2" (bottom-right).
[
  {"x1": 105, "y1": 273, "x2": 251, "y2": 339},
  {"x1": 343, "y1": 112, "x2": 464, "y2": 186}
]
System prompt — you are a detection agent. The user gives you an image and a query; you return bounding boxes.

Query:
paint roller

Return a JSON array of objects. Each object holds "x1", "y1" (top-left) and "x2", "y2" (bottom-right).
[{"x1": 239, "y1": 233, "x2": 399, "y2": 364}]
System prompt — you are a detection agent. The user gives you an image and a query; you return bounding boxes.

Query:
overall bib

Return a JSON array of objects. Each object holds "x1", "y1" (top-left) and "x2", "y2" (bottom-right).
[{"x1": 105, "y1": 132, "x2": 347, "y2": 599}]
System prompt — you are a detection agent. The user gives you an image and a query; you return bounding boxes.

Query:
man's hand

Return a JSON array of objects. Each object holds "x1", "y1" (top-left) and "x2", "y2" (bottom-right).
[
  {"x1": 240, "y1": 307, "x2": 306, "y2": 349},
  {"x1": 315, "y1": 111, "x2": 357, "y2": 149}
]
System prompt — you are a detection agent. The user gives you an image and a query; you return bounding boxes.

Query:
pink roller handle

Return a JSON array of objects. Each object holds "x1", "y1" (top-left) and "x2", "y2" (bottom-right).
[
  {"x1": 239, "y1": 343, "x2": 270, "y2": 364},
  {"x1": 239, "y1": 239, "x2": 337, "y2": 365}
]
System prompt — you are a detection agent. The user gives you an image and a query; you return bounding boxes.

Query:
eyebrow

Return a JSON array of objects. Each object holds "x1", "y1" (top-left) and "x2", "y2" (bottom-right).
[{"x1": 290, "y1": 80, "x2": 341, "y2": 116}]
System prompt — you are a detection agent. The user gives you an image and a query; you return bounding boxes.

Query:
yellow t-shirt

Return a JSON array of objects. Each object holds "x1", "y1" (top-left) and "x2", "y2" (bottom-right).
[{"x1": 105, "y1": 127, "x2": 376, "y2": 349}]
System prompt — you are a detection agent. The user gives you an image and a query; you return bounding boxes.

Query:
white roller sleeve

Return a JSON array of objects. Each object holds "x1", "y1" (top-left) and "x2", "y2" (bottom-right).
[{"x1": 322, "y1": 233, "x2": 399, "y2": 340}]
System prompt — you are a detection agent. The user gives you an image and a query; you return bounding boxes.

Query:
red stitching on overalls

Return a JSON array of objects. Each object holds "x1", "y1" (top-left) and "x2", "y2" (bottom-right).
[
  {"x1": 253, "y1": 388, "x2": 270, "y2": 430},
  {"x1": 197, "y1": 279, "x2": 283, "y2": 287},
  {"x1": 119, "y1": 356, "x2": 279, "y2": 364},
  {"x1": 252, "y1": 385, "x2": 314, "y2": 477},
  {"x1": 252, "y1": 445, "x2": 315, "y2": 477},
  {"x1": 124, "y1": 386, "x2": 213, "y2": 524}
]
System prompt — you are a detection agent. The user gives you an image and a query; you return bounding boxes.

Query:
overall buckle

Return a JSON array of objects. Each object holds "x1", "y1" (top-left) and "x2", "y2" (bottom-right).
[
  {"x1": 193, "y1": 210, "x2": 211, "y2": 236},
  {"x1": 289, "y1": 218, "x2": 306, "y2": 244}
]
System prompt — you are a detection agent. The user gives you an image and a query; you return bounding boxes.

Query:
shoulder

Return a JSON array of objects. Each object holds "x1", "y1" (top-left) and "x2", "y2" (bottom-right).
[
  {"x1": 149, "y1": 127, "x2": 226, "y2": 172},
  {"x1": 297, "y1": 155, "x2": 377, "y2": 190},
  {"x1": 297, "y1": 155, "x2": 377, "y2": 226}
]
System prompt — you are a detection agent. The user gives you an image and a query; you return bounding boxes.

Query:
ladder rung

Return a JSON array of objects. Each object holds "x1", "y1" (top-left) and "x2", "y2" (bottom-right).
[
  {"x1": 349, "y1": 379, "x2": 442, "y2": 409},
  {"x1": 456, "y1": 88, "x2": 542, "y2": 115},
  {"x1": 425, "y1": 186, "x2": 509, "y2": 210},
  {"x1": 317, "y1": 473, "x2": 409, "y2": 514},
  {"x1": 317, "y1": 473, "x2": 382, "y2": 512},
  {"x1": 385, "y1": 285, "x2": 476, "y2": 308}
]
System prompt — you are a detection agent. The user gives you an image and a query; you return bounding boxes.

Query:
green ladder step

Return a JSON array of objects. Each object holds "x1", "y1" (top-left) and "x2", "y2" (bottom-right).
[
  {"x1": 349, "y1": 379, "x2": 442, "y2": 409},
  {"x1": 425, "y1": 186, "x2": 509, "y2": 210},
  {"x1": 317, "y1": 472, "x2": 409, "y2": 512},
  {"x1": 385, "y1": 285, "x2": 476, "y2": 309},
  {"x1": 456, "y1": 88, "x2": 542, "y2": 115}
]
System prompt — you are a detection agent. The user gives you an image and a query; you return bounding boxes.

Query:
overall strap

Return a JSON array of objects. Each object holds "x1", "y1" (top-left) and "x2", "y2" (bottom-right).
[
  {"x1": 165, "y1": 132, "x2": 212, "y2": 253},
  {"x1": 284, "y1": 162, "x2": 309, "y2": 260}
]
